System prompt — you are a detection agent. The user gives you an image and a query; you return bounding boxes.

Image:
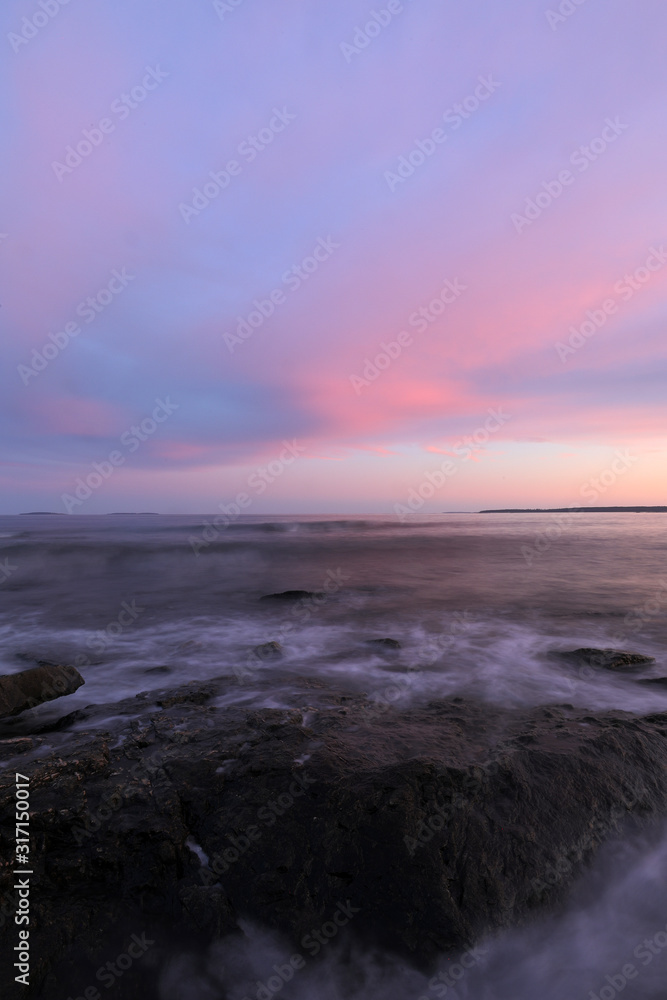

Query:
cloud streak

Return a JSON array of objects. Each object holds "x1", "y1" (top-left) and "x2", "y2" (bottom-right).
[{"x1": 1, "y1": 0, "x2": 666, "y2": 511}]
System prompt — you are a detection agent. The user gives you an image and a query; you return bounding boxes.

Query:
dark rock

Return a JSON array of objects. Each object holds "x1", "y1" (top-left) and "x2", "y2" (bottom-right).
[
  {"x1": 0, "y1": 736, "x2": 33, "y2": 758},
  {"x1": 0, "y1": 662, "x2": 84, "y2": 718},
  {"x1": 259, "y1": 590, "x2": 325, "y2": 602},
  {"x1": 637, "y1": 677, "x2": 667, "y2": 687},
  {"x1": 155, "y1": 681, "x2": 216, "y2": 708},
  {"x1": 252, "y1": 641, "x2": 283, "y2": 660},
  {"x1": 2, "y1": 676, "x2": 667, "y2": 999},
  {"x1": 177, "y1": 640, "x2": 204, "y2": 653},
  {"x1": 364, "y1": 638, "x2": 402, "y2": 651},
  {"x1": 552, "y1": 647, "x2": 656, "y2": 672},
  {"x1": 29, "y1": 709, "x2": 90, "y2": 734},
  {"x1": 144, "y1": 665, "x2": 171, "y2": 675}
]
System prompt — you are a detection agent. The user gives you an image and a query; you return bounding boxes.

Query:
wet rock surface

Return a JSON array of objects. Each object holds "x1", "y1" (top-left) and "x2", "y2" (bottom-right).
[
  {"x1": 364, "y1": 637, "x2": 402, "y2": 650},
  {"x1": 259, "y1": 590, "x2": 325, "y2": 602},
  {"x1": 552, "y1": 647, "x2": 656, "y2": 672},
  {"x1": 1, "y1": 674, "x2": 667, "y2": 998},
  {"x1": 252, "y1": 641, "x2": 283, "y2": 660},
  {"x1": 0, "y1": 662, "x2": 84, "y2": 718}
]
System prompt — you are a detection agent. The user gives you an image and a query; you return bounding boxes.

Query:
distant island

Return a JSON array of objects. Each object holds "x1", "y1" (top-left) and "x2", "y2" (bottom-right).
[
  {"x1": 480, "y1": 506, "x2": 667, "y2": 513},
  {"x1": 19, "y1": 511, "x2": 63, "y2": 515}
]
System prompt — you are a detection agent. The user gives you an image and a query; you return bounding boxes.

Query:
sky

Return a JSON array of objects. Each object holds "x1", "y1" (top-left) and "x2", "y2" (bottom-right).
[{"x1": 1, "y1": 0, "x2": 666, "y2": 514}]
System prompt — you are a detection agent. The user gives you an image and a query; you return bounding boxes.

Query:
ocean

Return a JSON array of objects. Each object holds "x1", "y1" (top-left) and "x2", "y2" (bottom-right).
[
  {"x1": 1, "y1": 512, "x2": 667, "y2": 997},
  {"x1": 2, "y1": 512, "x2": 667, "y2": 720}
]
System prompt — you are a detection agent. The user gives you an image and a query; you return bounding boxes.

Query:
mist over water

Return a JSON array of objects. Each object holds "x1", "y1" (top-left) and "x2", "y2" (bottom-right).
[
  {"x1": 2, "y1": 512, "x2": 667, "y2": 997},
  {"x1": 156, "y1": 823, "x2": 667, "y2": 1000},
  {"x1": 1, "y1": 512, "x2": 666, "y2": 720}
]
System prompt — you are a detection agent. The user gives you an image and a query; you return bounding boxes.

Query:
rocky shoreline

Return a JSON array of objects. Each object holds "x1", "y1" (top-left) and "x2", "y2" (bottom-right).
[{"x1": 2, "y1": 664, "x2": 667, "y2": 998}]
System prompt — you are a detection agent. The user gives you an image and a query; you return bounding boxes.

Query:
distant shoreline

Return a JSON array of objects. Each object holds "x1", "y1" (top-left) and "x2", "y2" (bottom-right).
[{"x1": 479, "y1": 506, "x2": 667, "y2": 513}]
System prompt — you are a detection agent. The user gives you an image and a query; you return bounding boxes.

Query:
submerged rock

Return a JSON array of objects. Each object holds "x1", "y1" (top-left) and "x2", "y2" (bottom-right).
[
  {"x1": 552, "y1": 647, "x2": 656, "y2": 672},
  {"x1": 177, "y1": 639, "x2": 204, "y2": 652},
  {"x1": 2, "y1": 675, "x2": 667, "y2": 999},
  {"x1": 155, "y1": 681, "x2": 217, "y2": 708},
  {"x1": 252, "y1": 641, "x2": 283, "y2": 660},
  {"x1": 260, "y1": 590, "x2": 325, "y2": 602},
  {"x1": 0, "y1": 736, "x2": 33, "y2": 758},
  {"x1": 0, "y1": 661, "x2": 84, "y2": 718},
  {"x1": 364, "y1": 637, "x2": 402, "y2": 651}
]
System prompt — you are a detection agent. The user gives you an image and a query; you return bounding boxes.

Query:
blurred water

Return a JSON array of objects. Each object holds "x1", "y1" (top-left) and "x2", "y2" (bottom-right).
[
  {"x1": 1, "y1": 512, "x2": 666, "y2": 722},
  {"x1": 158, "y1": 823, "x2": 667, "y2": 999},
  {"x1": 2, "y1": 512, "x2": 667, "y2": 997}
]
